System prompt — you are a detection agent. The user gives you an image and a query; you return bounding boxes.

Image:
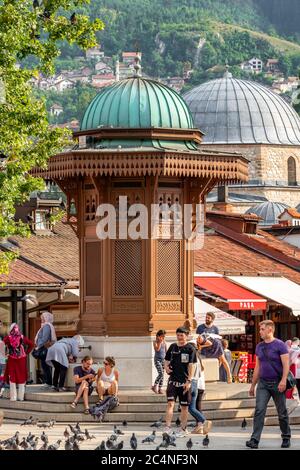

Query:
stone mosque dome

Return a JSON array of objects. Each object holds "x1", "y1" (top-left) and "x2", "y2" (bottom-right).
[
  {"x1": 246, "y1": 201, "x2": 289, "y2": 225},
  {"x1": 183, "y1": 72, "x2": 300, "y2": 146}
]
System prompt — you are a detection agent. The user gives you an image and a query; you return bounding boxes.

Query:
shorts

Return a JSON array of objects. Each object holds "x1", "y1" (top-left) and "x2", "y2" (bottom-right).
[{"x1": 166, "y1": 381, "x2": 191, "y2": 406}]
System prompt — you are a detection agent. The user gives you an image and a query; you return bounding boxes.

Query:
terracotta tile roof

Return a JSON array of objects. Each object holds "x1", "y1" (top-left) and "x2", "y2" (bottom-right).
[
  {"x1": 0, "y1": 255, "x2": 63, "y2": 286},
  {"x1": 195, "y1": 229, "x2": 300, "y2": 284},
  {"x1": 280, "y1": 208, "x2": 300, "y2": 219},
  {"x1": 9, "y1": 220, "x2": 79, "y2": 282}
]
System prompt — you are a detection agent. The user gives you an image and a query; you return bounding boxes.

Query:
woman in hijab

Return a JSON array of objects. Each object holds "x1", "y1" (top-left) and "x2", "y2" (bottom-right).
[
  {"x1": 3, "y1": 323, "x2": 34, "y2": 401},
  {"x1": 33, "y1": 311, "x2": 57, "y2": 387},
  {"x1": 286, "y1": 338, "x2": 300, "y2": 399},
  {"x1": 46, "y1": 335, "x2": 84, "y2": 392}
]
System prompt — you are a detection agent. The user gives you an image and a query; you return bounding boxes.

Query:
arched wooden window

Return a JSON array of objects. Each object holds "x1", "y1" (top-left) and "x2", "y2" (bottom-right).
[{"x1": 288, "y1": 157, "x2": 297, "y2": 186}]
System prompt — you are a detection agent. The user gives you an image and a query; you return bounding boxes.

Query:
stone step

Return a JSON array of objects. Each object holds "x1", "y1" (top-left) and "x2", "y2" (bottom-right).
[
  {"x1": 0, "y1": 397, "x2": 273, "y2": 413},
  {"x1": 22, "y1": 388, "x2": 251, "y2": 404},
  {"x1": 0, "y1": 405, "x2": 278, "y2": 423}
]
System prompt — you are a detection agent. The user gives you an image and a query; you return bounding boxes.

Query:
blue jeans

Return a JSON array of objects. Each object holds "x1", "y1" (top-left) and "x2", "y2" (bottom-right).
[
  {"x1": 251, "y1": 379, "x2": 291, "y2": 442},
  {"x1": 188, "y1": 380, "x2": 206, "y2": 424}
]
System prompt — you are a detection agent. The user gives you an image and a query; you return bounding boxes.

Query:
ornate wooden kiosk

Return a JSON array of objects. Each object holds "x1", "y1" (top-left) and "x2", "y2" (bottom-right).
[{"x1": 34, "y1": 66, "x2": 248, "y2": 387}]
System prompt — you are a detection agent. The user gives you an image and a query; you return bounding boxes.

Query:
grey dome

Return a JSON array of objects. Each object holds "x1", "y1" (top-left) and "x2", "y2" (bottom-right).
[
  {"x1": 246, "y1": 201, "x2": 288, "y2": 225},
  {"x1": 183, "y1": 76, "x2": 300, "y2": 145}
]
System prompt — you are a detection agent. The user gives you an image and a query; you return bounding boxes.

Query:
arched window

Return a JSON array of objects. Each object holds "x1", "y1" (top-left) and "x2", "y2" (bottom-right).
[{"x1": 288, "y1": 157, "x2": 297, "y2": 186}]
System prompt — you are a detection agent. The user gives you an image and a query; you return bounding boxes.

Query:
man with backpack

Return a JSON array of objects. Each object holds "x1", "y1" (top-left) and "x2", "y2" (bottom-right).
[
  {"x1": 246, "y1": 320, "x2": 291, "y2": 449},
  {"x1": 164, "y1": 326, "x2": 197, "y2": 436}
]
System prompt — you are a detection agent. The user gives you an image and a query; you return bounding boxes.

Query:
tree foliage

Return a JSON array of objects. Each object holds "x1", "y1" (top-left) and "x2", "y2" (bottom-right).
[{"x1": 0, "y1": 0, "x2": 103, "y2": 273}]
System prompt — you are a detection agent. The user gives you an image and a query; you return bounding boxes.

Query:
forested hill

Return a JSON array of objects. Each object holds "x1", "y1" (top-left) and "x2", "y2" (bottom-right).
[
  {"x1": 254, "y1": 0, "x2": 300, "y2": 36},
  {"x1": 65, "y1": 0, "x2": 300, "y2": 81}
]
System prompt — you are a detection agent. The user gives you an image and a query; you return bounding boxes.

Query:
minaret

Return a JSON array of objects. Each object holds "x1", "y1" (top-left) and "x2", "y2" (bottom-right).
[
  {"x1": 133, "y1": 52, "x2": 142, "y2": 77},
  {"x1": 224, "y1": 63, "x2": 233, "y2": 79},
  {"x1": 115, "y1": 59, "x2": 120, "y2": 82}
]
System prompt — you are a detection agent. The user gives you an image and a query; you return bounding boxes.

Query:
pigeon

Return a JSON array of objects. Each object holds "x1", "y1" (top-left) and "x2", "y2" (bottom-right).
[
  {"x1": 150, "y1": 417, "x2": 163, "y2": 428},
  {"x1": 19, "y1": 438, "x2": 29, "y2": 449},
  {"x1": 26, "y1": 432, "x2": 35, "y2": 443},
  {"x1": 75, "y1": 422, "x2": 83, "y2": 432},
  {"x1": 21, "y1": 416, "x2": 33, "y2": 426},
  {"x1": 156, "y1": 440, "x2": 170, "y2": 450},
  {"x1": 106, "y1": 438, "x2": 115, "y2": 449},
  {"x1": 175, "y1": 417, "x2": 181, "y2": 427},
  {"x1": 72, "y1": 440, "x2": 80, "y2": 451},
  {"x1": 74, "y1": 433, "x2": 85, "y2": 442},
  {"x1": 69, "y1": 424, "x2": 77, "y2": 434},
  {"x1": 203, "y1": 435, "x2": 209, "y2": 448},
  {"x1": 114, "y1": 425, "x2": 124, "y2": 435},
  {"x1": 39, "y1": 442, "x2": 48, "y2": 451},
  {"x1": 142, "y1": 431, "x2": 156, "y2": 444},
  {"x1": 41, "y1": 432, "x2": 48, "y2": 443},
  {"x1": 48, "y1": 439, "x2": 62, "y2": 451},
  {"x1": 95, "y1": 441, "x2": 106, "y2": 450},
  {"x1": 122, "y1": 420, "x2": 128, "y2": 427},
  {"x1": 186, "y1": 438, "x2": 193, "y2": 450},
  {"x1": 130, "y1": 433, "x2": 138, "y2": 450},
  {"x1": 31, "y1": 437, "x2": 39, "y2": 450},
  {"x1": 65, "y1": 439, "x2": 73, "y2": 451},
  {"x1": 49, "y1": 419, "x2": 56, "y2": 428},
  {"x1": 85, "y1": 429, "x2": 95, "y2": 440},
  {"x1": 110, "y1": 440, "x2": 124, "y2": 450},
  {"x1": 108, "y1": 434, "x2": 118, "y2": 441},
  {"x1": 241, "y1": 418, "x2": 247, "y2": 429},
  {"x1": 14, "y1": 432, "x2": 20, "y2": 446},
  {"x1": 5, "y1": 439, "x2": 18, "y2": 451},
  {"x1": 162, "y1": 433, "x2": 176, "y2": 447},
  {"x1": 64, "y1": 428, "x2": 70, "y2": 439},
  {"x1": 37, "y1": 422, "x2": 51, "y2": 429}
]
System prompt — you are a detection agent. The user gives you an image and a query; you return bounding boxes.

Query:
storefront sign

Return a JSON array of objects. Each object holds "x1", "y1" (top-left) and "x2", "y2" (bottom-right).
[{"x1": 228, "y1": 300, "x2": 266, "y2": 311}]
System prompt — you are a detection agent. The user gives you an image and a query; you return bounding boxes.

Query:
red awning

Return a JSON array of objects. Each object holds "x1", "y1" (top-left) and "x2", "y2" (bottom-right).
[{"x1": 194, "y1": 276, "x2": 267, "y2": 311}]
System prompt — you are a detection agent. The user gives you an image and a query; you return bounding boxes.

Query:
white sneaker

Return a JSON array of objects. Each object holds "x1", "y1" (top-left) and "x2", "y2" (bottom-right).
[
  {"x1": 163, "y1": 426, "x2": 172, "y2": 434},
  {"x1": 174, "y1": 428, "x2": 189, "y2": 438}
]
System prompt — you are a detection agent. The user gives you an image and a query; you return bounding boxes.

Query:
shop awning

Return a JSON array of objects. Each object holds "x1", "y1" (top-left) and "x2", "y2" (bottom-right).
[
  {"x1": 194, "y1": 297, "x2": 246, "y2": 335},
  {"x1": 194, "y1": 275, "x2": 267, "y2": 311},
  {"x1": 228, "y1": 276, "x2": 300, "y2": 317}
]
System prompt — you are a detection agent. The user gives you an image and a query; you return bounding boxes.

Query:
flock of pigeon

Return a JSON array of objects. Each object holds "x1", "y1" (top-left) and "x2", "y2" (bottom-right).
[{"x1": 0, "y1": 415, "x2": 248, "y2": 451}]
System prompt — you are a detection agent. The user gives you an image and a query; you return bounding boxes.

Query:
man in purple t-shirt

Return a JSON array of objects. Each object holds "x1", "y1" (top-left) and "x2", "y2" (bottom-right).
[{"x1": 246, "y1": 320, "x2": 291, "y2": 449}]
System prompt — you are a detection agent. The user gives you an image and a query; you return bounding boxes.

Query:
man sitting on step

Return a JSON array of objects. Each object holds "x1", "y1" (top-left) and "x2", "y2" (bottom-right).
[{"x1": 70, "y1": 356, "x2": 96, "y2": 415}]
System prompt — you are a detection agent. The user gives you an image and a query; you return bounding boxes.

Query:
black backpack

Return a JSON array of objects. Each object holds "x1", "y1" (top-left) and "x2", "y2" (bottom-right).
[{"x1": 90, "y1": 395, "x2": 119, "y2": 421}]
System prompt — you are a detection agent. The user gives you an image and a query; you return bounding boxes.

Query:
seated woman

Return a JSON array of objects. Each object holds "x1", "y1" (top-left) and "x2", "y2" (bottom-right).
[
  {"x1": 96, "y1": 356, "x2": 119, "y2": 403},
  {"x1": 71, "y1": 356, "x2": 96, "y2": 414},
  {"x1": 197, "y1": 334, "x2": 232, "y2": 384}
]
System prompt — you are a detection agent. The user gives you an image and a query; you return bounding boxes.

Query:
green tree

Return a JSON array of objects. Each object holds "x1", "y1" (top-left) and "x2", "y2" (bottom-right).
[{"x1": 0, "y1": 0, "x2": 104, "y2": 274}]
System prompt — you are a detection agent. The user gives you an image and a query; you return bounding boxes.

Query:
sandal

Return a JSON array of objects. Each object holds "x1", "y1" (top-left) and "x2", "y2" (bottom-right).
[
  {"x1": 70, "y1": 401, "x2": 77, "y2": 409},
  {"x1": 84, "y1": 408, "x2": 90, "y2": 415}
]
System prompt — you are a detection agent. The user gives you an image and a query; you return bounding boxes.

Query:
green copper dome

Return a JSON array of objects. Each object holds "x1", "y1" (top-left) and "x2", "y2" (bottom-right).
[{"x1": 80, "y1": 77, "x2": 194, "y2": 131}]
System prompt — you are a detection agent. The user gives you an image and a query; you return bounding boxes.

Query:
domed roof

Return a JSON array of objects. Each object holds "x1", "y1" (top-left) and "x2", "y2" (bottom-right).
[
  {"x1": 246, "y1": 201, "x2": 288, "y2": 225},
  {"x1": 183, "y1": 74, "x2": 300, "y2": 145},
  {"x1": 81, "y1": 77, "x2": 194, "y2": 131}
]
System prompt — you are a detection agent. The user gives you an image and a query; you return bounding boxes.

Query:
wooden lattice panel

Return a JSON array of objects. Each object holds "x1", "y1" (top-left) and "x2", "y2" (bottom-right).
[
  {"x1": 114, "y1": 240, "x2": 143, "y2": 296},
  {"x1": 157, "y1": 240, "x2": 181, "y2": 296},
  {"x1": 84, "y1": 190, "x2": 98, "y2": 222}
]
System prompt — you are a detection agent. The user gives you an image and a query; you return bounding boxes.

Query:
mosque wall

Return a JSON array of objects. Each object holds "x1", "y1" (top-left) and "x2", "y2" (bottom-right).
[{"x1": 202, "y1": 143, "x2": 300, "y2": 187}]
